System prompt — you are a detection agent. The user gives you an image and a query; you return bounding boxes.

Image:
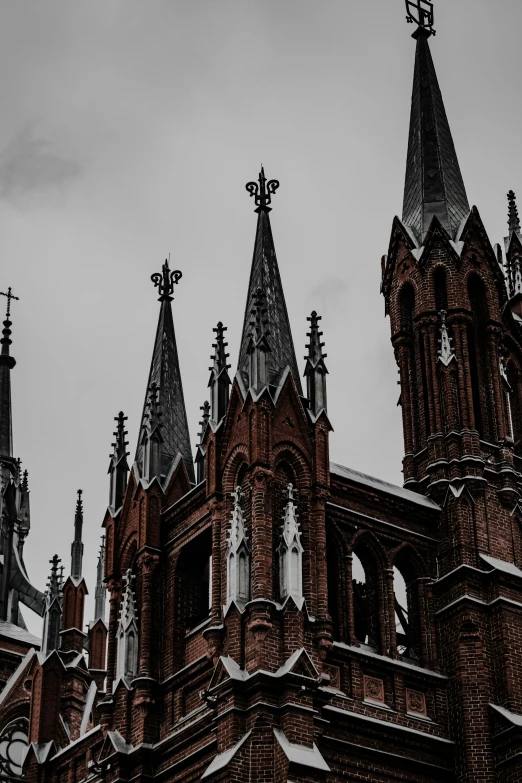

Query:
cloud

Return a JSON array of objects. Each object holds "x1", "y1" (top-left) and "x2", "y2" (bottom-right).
[
  {"x1": 0, "y1": 125, "x2": 82, "y2": 201},
  {"x1": 306, "y1": 277, "x2": 348, "y2": 319}
]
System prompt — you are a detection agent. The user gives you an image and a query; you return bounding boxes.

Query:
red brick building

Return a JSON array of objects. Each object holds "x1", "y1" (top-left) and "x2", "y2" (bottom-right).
[{"x1": 2, "y1": 8, "x2": 522, "y2": 783}]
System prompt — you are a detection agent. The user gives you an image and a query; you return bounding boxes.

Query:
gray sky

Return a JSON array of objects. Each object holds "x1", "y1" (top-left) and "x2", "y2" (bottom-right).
[{"x1": 2, "y1": 0, "x2": 520, "y2": 635}]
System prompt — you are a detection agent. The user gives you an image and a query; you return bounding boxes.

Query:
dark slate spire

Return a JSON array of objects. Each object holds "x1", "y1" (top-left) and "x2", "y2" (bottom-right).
[
  {"x1": 402, "y1": 27, "x2": 470, "y2": 242},
  {"x1": 209, "y1": 322, "x2": 231, "y2": 424},
  {"x1": 0, "y1": 288, "x2": 19, "y2": 461},
  {"x1": 136, "y1": 260, "x2": 194, "y2": 484},
  {"x1": 108, "y1": 411, "x2": 129, "y2": 511},
  {"x1": 70, "y1": 489, "x2": 84, "y2": 580},
  {"x1": 304, "y1": 311, "x2": 328, "y2": 417},
  {"x1": 94, "y1": 535, "x2": 106, "y2": 621},
  {"x1": 238, "y1": 169, "x2": 302, "y2": 394}
]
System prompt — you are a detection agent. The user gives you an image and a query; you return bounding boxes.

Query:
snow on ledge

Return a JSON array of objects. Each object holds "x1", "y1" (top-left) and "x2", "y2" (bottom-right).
[
  {"x1": 201, "y1": 731, "x2": 251, "y2": 778},
  {"x1": 273, "y1": 728, "x2": 330, "y2": 771},
  {"x1": 330, "y1": 462, "x2": 440, "y2": 510},
  {"x1": 480, "y1": 553, "x2": 522, "y2": 579}
]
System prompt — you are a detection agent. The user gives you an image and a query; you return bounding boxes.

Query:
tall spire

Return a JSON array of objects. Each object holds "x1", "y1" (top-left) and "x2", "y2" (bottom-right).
[
  {"x1": 238, "y1": 169, "x2": 302, "y2": 394},
  {"x1": 94, "y1": 535, "x2": 106, "y2": 621},
  {"x1": 136, "y1": 260, "x2": 194, "y2": 484},
  {"x1": 70, "y1": 489, "x2": 84, "y2": 580},
  {"x1": 0, "y1": 287, "x2": 19, "y2": 461},
  {"x1": 402, "y1": 6, "x2": 470, "y2": 243},
  {"x1": 42, "y1": 555, "x2": 63, "y2": 655}
]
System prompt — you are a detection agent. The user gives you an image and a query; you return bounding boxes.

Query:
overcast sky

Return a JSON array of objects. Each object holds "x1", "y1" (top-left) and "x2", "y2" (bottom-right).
[{"x1": 2, "y1": 0, "x2": 521, "y2": 635}]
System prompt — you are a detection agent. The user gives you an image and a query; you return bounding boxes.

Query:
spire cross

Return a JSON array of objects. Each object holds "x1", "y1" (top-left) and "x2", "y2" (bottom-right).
[
  {"x1": 245, "y1": 166, "x2": 280, "y2": 213},
  {"x1": 405, "y1": 0, "x2": 435, "y2": 34},
  {"x1": 151, "y1": 259, "x2": 182, "y2": 302},
  {"x1": 0, "y1": 287, "x2": 19, "y2": 319}
]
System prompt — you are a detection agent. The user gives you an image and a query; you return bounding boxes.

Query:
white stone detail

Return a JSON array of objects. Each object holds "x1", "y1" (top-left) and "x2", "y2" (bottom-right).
[
  {"x1": 226, "y1": 487, "x2": 250, "y2": 606},
  {"x1": 278, "y1": 484, "x2": 303, "y2": 603},
  {"x1": 437, "y1": 310, "x2": 456, "y2": 366},
  {"x1": 116, "y1": 569, "x2": 138, "y2": 682}
]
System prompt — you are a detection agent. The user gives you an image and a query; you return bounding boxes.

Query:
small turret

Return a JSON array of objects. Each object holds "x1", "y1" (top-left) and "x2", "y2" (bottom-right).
[
  {"x1": 504, "y1": 191, "x2": 522, "y2": 307},
  {"x1": 94, "y1": 535, "x2": 106, "y2": 621},
  {"x1": 208, "y1": 322, "x2": 231, "y2": 425},
  {"x1": 195, "y1": 401, "x2": 210, "y2": 484},
  {"x1": 304, "y1": 311, "x2": 328, "y2": 418},
  {"x1": 70, "y1": 489, "x2": 84, "y2": 581},
  {"x1": 108, "y1": 411, "x2": 129, "y2": 512},
  {"x1": 42, "y1": 555, "x2": 63, "y2": 655}
]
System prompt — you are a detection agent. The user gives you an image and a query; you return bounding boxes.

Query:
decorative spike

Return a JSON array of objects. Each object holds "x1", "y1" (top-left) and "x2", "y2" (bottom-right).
[
  {"x1": 21, "y1": 469, "x2": 28, "y2": 493},
  {"x1": 150, "y1": 258, "x2": 182, "y2": 302},
  {"x1": 508, "y1": 190, "x2": 521, "y2": 235},
  {"x1": 71, "y1": 490, "x2": 84, "y2": 581},
  {"x1": 94, "y1": 535, "x2": 106, "y2": 621},
  {"x1": 209, "y1": 322, "x2": 231, "y2": 424},
  {"x1": 198, "y1": 401, "x2": 210, "y2": 444},
  {"x1": 304, "y1": 311, "x2": 328, "y2": 417},
  {"x1": 245, "y1": 166, "x2": 280, "y2": 214}
]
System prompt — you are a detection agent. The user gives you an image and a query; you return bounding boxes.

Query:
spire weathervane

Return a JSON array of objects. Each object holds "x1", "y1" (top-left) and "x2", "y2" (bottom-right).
[
  {"x1": 245, "y1": 166, "x2": 279, "y2": 213},
  {"x1": 151, "y1": 259, "x2": 182, "y2": 302},
  {"x1": 0, "y1": 287, "x2": 19, "y2": 319},
  {"x1": 405, "y1": 0, "x2": 435, "y2": 35}
]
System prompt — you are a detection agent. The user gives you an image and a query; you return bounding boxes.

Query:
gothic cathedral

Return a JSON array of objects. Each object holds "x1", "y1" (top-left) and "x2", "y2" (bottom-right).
[{"x1": 2, "y1": 7, "x2": 522, "y2": 783}]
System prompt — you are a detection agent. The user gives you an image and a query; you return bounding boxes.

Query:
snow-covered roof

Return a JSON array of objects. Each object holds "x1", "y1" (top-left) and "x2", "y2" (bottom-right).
[
  {"x1": 330, "y1": 462, "x2": 440, "y2": 510},
  {"x1": 480, "y1": 554, "x2": 522, "y2": 579},
  {"x1": 0, "y1": 620, "x2": 41, "y2": 647},
  {"x1": 490, "y1": 703, "x2": 522, "y2": 726},
  {"x1": 0, "y1": 648, "x2": 35, "y2": 707}
]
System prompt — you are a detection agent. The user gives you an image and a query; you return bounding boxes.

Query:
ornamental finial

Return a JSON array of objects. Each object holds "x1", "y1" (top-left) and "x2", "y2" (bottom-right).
[
  {"x1": 151, "y1": 258, "x2": 182, "y2": 302},
  {"x1": 245, "y1": 166, "x2": 279, "y2": 213},
  {"x1": 405, "y1": 0, "x2": 435, "y2": 36},
  {"x1": 508, "y1": 190, "x2": 521, "y2": 234},
  {"x1": 0, "y1": 287, "x2": 19, "y2": 319}
]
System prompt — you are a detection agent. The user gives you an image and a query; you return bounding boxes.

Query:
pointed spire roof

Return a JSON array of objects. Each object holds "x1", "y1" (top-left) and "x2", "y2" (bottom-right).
[
  {"x1": 136, "y1": 260, "x2": 194, "y2": 483},
  {"x1": 238, "y1": 169, "x2": 302, "y2": 394},
  {"x1": 508, "y1": 190, "x2": 521, "y2": 236},
  {"x1": 70, "y1": 489, "x2": 84, "y2": 580},
  {"x1": 0, "y1": 287, "x2": 18, "y2": 460},
  {"x1": 94, "y1": 535, "x2": 106, "y2": 621},
  {"x1": 304, "y1": 311, "x2": 328, "y2": 374},
  {"x1": 402, "y1": 26, "x2": 470, "y2": 242}
]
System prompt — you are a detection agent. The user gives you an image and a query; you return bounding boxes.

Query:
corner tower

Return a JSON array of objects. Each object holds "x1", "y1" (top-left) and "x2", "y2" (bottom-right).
[{"x1": 382, "y1": 7, "x2": 512, "y2": 502}]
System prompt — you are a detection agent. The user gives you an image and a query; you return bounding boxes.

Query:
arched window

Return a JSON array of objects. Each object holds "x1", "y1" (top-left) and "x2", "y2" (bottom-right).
[
  {"x1": 434, "y1": 267, "x2": 448, "y2": 312},
  {"x1": 352, "y1": 543, "x2": 381, "y2": 652},
  {"x1": 399, "y1": 284, "x2": 426, "y2": 445},
  {"x1": 0, "y1": 718, "x2": 29, "y2": 779},
  {"x1": 468, "y1": 276, "x2": 492, "y2": 439},
  {"x1": 393, "y1": 552, "x2": 423, "y2": 662},
  {"x1": 506, "y1": 361, "x2": 522, "y2": 449},
  {"x1": 174, "y1": 528, "x2": 212, "y2": 667}
]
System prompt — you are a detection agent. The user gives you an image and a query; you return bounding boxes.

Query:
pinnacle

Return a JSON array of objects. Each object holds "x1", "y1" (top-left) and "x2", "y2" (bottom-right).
[{"x1": 508, "y1": 190, "x2": 521, "y2": 234}]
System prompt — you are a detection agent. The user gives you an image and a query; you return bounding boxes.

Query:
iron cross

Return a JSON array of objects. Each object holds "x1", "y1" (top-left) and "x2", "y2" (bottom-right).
[
  {"x1": 0, "y1": 287, "x2": 19, "y2": 318},
  {"x1": 405, "y1": 0, "x2": 435, "y2": 33}
]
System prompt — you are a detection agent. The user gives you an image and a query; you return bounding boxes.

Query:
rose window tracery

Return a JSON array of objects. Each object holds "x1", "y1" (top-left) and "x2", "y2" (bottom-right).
[{"x1": 0, "y1": 718, "x2": 29, "y2": 779}]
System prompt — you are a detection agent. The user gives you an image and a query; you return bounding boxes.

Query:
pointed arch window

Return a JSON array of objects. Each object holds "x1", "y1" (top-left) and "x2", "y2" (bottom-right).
[
  {"x1": 392, "y1": 553, "x2": 423, "y2": 662},
  {"x1": 467, "y1": 276, "x2": 492, "y2": 439},
  {"x1": 352, "y1": 545, "x2": 380, "y2": 651},
  {"x1": 399, "y1": 284, "x2": 423, "y2": 447}
]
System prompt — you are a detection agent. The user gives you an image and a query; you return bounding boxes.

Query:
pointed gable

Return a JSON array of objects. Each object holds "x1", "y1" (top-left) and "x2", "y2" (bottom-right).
[
  {"x1": 238, "y1": 174, "x2": 302, "y2": 395},
  {"x1": 403, "y1": 29, "x2": 469, "y2": 243}
]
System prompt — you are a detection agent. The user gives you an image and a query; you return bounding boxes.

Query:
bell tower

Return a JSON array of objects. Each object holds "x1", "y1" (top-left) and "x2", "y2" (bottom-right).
[{"x1": 382, "y1": 8, "x2": 514, "y2": 506}]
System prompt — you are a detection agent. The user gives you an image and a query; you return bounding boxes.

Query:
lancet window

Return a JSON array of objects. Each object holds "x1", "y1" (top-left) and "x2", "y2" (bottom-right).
[
  {"x1": 226, "y1": 486, "x2": 250, "y2": 606},
  {"x1": 116, "y1": 569, "x2": 138, "y2": 682},
  {"x1": 278, "y1": 483, "x2": 303, "y2": 604},
  {"x1": 468, "y1": 275, "x2": 492, "y2": 439}
]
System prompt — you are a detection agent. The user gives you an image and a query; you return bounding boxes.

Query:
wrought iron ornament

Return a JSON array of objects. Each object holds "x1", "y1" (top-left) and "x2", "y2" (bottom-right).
[
  {"x1": 0, "y1": 287, "x2": 19, "y2": 318},
  {"x1": 245, "y1": 166, "x2": 280, "y2": 213},
  {"x1": 405, "y1": 0, "x2": 435, "y2": 35},
  {"x1": 151, "y1": 259, "x2": 182, "y2": 301}
]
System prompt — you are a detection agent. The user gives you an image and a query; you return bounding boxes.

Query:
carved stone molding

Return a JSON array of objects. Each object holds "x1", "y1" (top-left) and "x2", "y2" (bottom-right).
[{"x1": 363, "y1": 675, "x2": 385, "y2": 704}]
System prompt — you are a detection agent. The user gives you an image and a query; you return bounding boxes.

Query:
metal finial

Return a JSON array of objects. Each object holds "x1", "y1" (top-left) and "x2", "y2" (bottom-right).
[
  {"x1": 0, "y1": 287, "x2": 19, "y2": 319},
  {"x1": 151, "y1": 259, "x2": 182, "y2": 302},
  {"x1": 75, "y1": 489, "x2": 83, "y2": 517},
  {"x1": 405, "y1": 0, "x2": 435, "y2": 35},
  {"x1": 508, "y1": 190, "x2": 521, "y2": 234},
  {"x1": 245, "y1": 166, "x2": 280, "y2": 213}
]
